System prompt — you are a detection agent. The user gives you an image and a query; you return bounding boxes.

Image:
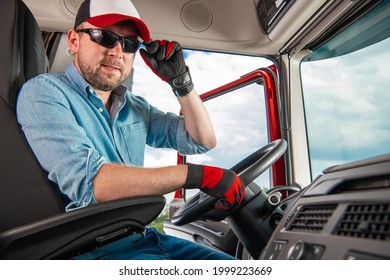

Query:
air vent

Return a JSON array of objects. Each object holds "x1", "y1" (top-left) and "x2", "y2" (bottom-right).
[
  {"x1": 286, "y1": 205, "x2": 336, "y2": 233},
  {"x1": 336, "y1": 204, "x2": 390, "y2": 241}
]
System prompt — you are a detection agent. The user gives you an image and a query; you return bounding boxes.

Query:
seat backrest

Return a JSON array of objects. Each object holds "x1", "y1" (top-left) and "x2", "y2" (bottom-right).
[{"x1": 0, "y1": 0, "x2": 66, "y2": 233}]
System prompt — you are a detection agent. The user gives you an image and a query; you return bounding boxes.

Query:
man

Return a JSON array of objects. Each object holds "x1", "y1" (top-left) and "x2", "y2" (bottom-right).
[{"x1": 17, "y1": 0, "x2": 244, "y2": 259}]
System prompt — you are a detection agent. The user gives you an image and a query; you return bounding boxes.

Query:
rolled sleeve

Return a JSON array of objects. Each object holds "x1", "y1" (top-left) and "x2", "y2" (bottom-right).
[
  {"x1": 175, "y1": 117, "x2": 210, "y2": 155},
  {"x1": 146, "y1": 106, "x2": 209, "y2": 155},
  {"x1": 62, "y1": 150, "x2": 107, "y2": 211}
]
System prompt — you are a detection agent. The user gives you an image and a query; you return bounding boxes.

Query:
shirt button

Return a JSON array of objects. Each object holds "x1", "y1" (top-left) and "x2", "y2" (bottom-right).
[{"x1": 98, "y1": 108, "x2": 104, "y2": 113}]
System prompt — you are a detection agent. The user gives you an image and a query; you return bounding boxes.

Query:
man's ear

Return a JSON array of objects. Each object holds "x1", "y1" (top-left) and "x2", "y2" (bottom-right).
[{"x1": 68, "y1": 29, "x2": 79, "y2": 53}]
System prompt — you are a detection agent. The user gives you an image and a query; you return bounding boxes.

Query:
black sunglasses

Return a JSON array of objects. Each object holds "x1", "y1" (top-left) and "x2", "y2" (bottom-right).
[{"x1": 77, "y1": 29, "x2": 140, "y2": 53}]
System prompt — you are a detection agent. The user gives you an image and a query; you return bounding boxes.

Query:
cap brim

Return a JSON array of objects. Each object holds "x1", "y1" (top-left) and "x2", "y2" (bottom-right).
[{"x1": 87, "y1": 14, "x2": 151, "y2": 42}]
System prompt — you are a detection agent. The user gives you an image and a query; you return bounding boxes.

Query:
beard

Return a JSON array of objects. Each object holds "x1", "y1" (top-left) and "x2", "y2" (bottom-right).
[{"x1": 77, "y1": 52, "x2": 128, "y2": 92}]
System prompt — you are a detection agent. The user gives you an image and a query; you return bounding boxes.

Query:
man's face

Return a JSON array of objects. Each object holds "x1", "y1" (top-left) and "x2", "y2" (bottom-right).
[{"x1": 70, "y1": 21, "x2": 137, "y2": 92}]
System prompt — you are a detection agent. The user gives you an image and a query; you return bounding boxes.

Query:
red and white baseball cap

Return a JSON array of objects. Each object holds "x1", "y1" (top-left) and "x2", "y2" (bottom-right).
[{"x1": 74, "y1": 0, "x2": 151, "y2": 42}]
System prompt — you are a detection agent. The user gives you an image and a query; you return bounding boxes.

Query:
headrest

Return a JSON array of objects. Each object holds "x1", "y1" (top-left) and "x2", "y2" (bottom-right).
[{"x1": 0, "y1": 0, "x2": 48, "y2": 111}]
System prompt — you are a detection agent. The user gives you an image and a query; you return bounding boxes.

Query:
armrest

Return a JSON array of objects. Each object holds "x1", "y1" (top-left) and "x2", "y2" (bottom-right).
[{"x1": 0, "y1": 195, "x2": 165, "y2": 259}]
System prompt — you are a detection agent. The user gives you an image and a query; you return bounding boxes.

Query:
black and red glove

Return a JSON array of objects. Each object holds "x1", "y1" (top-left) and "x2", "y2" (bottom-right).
[
  {"x1": 184, "y1": 163, "x2": 246, "y2": 210},
  {"x1": 139, "y1": 40, "x2": 194, "y2": 97}
]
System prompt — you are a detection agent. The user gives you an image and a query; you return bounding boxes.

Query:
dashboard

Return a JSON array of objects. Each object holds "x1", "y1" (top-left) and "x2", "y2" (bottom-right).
[{"x1": 260, "y1": 155, "x2": 390, "y2": 260}]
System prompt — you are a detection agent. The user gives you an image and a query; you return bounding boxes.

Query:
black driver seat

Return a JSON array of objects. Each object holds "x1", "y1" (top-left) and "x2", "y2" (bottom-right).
[
  {"x1": 0, "y1": 0, "x2": 66, "y2": 233},
  {"x1": 0, "y1": 0, "x2": 165, "y2": 259}
]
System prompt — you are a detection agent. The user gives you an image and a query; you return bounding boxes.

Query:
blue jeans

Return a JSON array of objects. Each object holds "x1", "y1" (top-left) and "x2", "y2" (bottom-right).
[{"x1": 72, "y1": 227, "x2": 236, "y2": 260}]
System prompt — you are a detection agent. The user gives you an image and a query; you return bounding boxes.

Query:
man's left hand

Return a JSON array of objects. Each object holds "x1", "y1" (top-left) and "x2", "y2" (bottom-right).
[{"x1": 140, "y1": 40, "x2": 194, "y2": 97}]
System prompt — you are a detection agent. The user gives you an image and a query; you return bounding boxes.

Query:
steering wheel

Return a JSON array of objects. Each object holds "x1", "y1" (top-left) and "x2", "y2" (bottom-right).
[{"x1": 171, "y1": 139, "x2": 287, "y2": 226}]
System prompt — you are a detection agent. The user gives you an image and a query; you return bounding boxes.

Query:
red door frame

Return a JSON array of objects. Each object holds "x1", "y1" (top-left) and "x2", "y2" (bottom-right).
[{"x1": 174, "y1": 66, "x2": 286, "y2": 198}]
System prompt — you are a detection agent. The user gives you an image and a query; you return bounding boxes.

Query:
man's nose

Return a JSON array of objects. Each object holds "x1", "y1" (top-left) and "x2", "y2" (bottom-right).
[{"x1": 107, "y1": 40, "x2": 124, "y2": 57}]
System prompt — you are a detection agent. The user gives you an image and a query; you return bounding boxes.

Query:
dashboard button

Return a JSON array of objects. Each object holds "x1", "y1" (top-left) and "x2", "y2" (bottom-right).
[{"x1": 288, "y1": 240, "x2": 325, "y2": 260}]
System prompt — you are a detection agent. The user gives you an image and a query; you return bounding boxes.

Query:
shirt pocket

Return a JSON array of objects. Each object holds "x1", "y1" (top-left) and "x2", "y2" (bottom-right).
[{"x1": 119, "y1": 121, "x2": 148, "y2": 166}]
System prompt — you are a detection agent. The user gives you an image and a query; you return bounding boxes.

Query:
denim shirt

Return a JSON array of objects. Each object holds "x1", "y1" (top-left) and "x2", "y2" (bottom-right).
[{"x1": 17, "y1": 63, "x2": 208, "y2": 211}]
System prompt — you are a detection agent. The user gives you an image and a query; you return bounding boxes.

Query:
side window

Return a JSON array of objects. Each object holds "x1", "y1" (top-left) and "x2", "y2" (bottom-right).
[{"x1": 132, "y1": 50, "x2": 273, "y2": 194}]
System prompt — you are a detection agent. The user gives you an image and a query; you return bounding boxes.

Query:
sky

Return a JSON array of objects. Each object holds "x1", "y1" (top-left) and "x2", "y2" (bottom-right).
[{"x1": 130, "y1": 37, "x2": 390, "y2": 199}]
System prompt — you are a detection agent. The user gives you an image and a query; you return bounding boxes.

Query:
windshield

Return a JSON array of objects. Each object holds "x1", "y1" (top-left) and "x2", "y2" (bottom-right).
[{"x1": 301, "y1": 1, "x2": 390, "y2": 178}]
